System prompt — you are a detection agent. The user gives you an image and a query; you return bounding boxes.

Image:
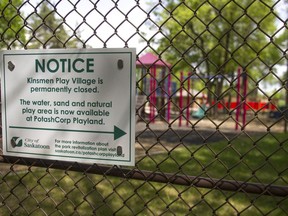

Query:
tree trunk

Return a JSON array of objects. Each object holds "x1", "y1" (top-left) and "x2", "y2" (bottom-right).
[
  {"x1": 227, "y1": 72, "x2": 235, "y2": 112},
  {"x1": 214, "y1": 77, "x2": 224, "y2": 115}
]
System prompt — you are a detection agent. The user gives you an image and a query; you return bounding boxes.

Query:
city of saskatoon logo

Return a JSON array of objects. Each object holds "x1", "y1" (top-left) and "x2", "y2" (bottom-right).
[{"x1": 11, "y1": 137, "x2": 23, "y2": 148}]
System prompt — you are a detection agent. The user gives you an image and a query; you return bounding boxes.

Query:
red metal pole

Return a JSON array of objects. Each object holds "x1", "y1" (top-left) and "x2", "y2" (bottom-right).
[
  {"x1": 167, "y1": 72, "x2": 171, "y2": 123},
  {"x1": 242, "y1": 70, "x2": 248, "y2": 129},
  {"x1": 149, "y1": 69, "x2": 153, "y2": 122},
  {"x1": 179, "y1": 71, "x2": 183, "y2": 127},
  {"x1": 152, "y1": 65, "x2": 157, "y2": 123},
  {"x1": 235, "y1": 67, "x2": 241, "y2": 130},
  {"x1": 186, "y1": 72, "x2": 191, "y2": 126}
]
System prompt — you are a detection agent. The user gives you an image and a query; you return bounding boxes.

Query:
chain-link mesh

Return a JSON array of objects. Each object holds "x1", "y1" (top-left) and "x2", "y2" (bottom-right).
[{"x1": 1, "y1": 0, "x2": 288, "y2": 215}]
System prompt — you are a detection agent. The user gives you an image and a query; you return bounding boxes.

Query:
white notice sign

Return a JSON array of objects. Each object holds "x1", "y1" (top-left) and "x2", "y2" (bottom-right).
[{"x1": 1, "y1": 48, "x2": 136, "y2": 166}]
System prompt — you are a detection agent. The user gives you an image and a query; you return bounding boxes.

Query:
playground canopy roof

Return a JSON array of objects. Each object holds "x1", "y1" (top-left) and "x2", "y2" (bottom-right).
[{"x1": 136, "y1": 52, "x2": 171, "y2": 68}]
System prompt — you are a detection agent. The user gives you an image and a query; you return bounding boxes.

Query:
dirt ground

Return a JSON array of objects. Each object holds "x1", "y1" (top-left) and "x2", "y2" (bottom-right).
[
  {"x1": 135, "y1": 117, "x2": 286, "y2": 158},
  {"x1": 0, "y1": 116, "x2": 286, "y2": 169}
]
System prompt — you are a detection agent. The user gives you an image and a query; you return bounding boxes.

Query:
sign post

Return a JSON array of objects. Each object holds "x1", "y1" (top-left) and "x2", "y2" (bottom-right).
[{"x1": 1, "y1": 48, "x2": 136, "y2": 166}]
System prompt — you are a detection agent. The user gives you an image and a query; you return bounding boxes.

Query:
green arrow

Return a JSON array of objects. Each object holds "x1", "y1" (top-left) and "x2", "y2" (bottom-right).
[
  {"x1": 9, "y1": 125, "x2": 127, "y2": 140},
  {"x1": 114, "y1": 126, "x2": 126, "y2": 140}
]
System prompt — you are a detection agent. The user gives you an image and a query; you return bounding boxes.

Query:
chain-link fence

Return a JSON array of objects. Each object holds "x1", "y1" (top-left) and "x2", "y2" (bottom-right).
[{"x1": 1, "y1": 0, "x2": 288, "y2": 215}]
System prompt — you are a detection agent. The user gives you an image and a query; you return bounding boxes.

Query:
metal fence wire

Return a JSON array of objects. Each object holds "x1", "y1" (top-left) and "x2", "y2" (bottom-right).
[{"x1": 1, "y1": 0, "x2": 288, "y2": 215}]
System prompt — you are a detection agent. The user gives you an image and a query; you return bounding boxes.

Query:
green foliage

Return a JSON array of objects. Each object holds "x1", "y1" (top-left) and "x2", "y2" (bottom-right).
[
  {"x1": 0, "y1": 0, "x2": 26, "y2": 49},
  {"x1": 154, "y1": 0, "x2": 286, "y2": 110},
  {"x1": 156, "y1": 0, "x2": 282, "y2": 77},
  {"x1": 27, "y1": 2, "x2": 82, "y2": 49}
]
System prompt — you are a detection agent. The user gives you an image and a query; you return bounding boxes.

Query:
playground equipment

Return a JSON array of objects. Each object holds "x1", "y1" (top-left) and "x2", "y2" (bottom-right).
[
  {"x1": 136, "y1": 53, "x2": 171, "y2": 122},
  {"x1": 235, "y1": 67, "x2": 247, "y2": 130},
  {"x1": 136, "y1": 53, "x2": 276, "y2": 130}
]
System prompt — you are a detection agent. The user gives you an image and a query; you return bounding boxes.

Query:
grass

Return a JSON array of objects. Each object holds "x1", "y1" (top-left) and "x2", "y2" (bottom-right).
[
  {"x1": 138, "y1": 132, "x2": 288, "y2": 185},
  {"x1": 0, "y1": 133, "x2": 287, "y2": 215}
]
